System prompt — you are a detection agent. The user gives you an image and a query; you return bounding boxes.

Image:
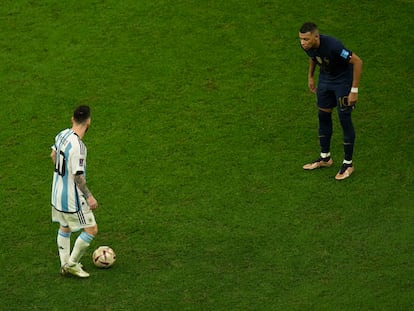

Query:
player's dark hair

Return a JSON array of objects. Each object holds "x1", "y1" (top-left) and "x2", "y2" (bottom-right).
[
  {"x1": 73, "y1": 105, "x2": 91, "y2": 124},
  {"x1": 300, "y1": 22, "x2": 318, "y2": 34}
]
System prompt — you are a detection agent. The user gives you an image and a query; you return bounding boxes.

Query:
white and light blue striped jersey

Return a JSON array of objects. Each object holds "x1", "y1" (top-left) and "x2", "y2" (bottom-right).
[{"x1": 51, "y1": 128, "x2": 87, "y2": 213}]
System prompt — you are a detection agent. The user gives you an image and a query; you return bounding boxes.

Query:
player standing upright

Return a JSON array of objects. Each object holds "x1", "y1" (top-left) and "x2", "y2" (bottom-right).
[
  {"x1": 299, "y1": 22, "x2": 363, "y2": 180},
  {"x1": 51, "y1": 105, "x2": 98, "y2": 278}
]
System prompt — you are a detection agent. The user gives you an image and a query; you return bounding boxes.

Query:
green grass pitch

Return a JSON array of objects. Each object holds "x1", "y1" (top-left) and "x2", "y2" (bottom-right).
[{"x1": 0, "y1": 0, "x2": 413, "y2": 310}]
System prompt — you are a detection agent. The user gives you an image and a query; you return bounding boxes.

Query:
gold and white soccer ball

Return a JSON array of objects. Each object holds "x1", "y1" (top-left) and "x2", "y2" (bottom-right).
[{"x1": 92, "y1": 246, "x2": 116, "y2": 268}]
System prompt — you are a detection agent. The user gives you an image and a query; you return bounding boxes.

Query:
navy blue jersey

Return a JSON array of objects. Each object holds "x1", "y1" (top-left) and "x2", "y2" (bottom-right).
[{"x1": 303, "y1": 34, "x2": 353, "y2": 83}]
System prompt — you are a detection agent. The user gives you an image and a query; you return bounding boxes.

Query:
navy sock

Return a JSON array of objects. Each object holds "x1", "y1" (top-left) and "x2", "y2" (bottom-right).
[
  {"x1": 338, "y1": 109, "x2": 355, "y2": 161},
  {"x1": 318, "y1": 110, "x2": 333, "y2": 154}
]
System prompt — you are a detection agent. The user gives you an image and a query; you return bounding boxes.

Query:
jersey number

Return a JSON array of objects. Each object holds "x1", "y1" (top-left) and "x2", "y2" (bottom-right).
[
  {"x1": 338, "y1": 96, "x2": 355, "y2": 111},
  {"x1": 55, "y1": 150, "x2": 66, "y2": 176}
]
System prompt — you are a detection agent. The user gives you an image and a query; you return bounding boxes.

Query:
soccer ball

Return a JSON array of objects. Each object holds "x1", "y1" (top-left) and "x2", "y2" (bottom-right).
[{"x1": 92, "y1": 246, "x2": 116, "y2": 268}]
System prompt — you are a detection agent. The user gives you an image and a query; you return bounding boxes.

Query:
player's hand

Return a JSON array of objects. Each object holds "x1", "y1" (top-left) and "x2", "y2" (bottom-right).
[
  {"x1": 87, "y1": 195, "x2": 98, "y2": 210},
  {"x1": 308, "y1": 77, "x2": 317, "y2": 93},
  {"x1": 348, "y1": 92, "x2": 358, "y2": 106}
]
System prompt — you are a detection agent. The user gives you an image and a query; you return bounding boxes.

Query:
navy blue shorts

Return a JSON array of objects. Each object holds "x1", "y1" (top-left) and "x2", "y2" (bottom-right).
[{"x1": 317, "y1": 82, "x2": 353, "y2": 112}]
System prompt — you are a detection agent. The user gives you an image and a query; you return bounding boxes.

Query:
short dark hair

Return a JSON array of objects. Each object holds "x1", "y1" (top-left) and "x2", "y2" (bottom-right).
[
  {"x1": 300, "y1": 22, "x2": 318, "y2": 33},
  {"x1": 73, "y1": 105, "x2": 91, "y2": 124}
]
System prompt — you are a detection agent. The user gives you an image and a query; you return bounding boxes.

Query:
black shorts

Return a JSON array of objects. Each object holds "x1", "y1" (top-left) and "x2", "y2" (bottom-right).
[{"x1": 317, "y1": 81, "x2": 353, "y2": 111}]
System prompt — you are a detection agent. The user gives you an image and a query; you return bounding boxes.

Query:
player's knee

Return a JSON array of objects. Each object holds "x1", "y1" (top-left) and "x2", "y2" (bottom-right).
[
  {"x1": 60, "y1": 225, "x2": 71, "y2": 233},
  {"x1": 338, "y1": 111, "x2": 355, "y2": 142},
  {"x1": 318, "y1": 109, "x2": 333, "y2": 139},
  {"x1": 318, "y1": 107, "x2": 332, "y2": 113},
  {"x1": 318, "y1": 109, "x2": 332, "y2": 124},
  {"x1": 338, "y1": 110, "x2": 352, "y2": 125},
  {"x1": 85, "y1": 225, "x2": 98, "y2": 237}
]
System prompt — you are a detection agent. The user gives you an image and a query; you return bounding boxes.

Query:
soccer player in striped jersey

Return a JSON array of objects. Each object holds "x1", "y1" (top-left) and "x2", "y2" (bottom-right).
[
  {"x1": 299, "y1": 22, "x2": 363, "y2": 180},
  {"x1": 51, "y1": 105, "x2": 98, "y2": 278}
]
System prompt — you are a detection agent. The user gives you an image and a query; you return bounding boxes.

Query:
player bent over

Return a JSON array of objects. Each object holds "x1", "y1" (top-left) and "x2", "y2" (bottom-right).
[{"x1": 299, "y1": 22, "x2": 363, "y2": 180}]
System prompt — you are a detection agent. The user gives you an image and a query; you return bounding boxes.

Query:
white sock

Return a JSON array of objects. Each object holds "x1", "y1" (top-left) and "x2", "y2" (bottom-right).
[
  {"x1": 57, "y1": 229, "x2": 71, "y2": 267},
  {"x1": 68, "y1": 231, "x2": 94, "y2": 265},
  {"x1": 343, "y1": 160, "x2": 352, "y2": 165},
  {"x1": 321, "y1": 152, "x2": 331, "y2": 158}
]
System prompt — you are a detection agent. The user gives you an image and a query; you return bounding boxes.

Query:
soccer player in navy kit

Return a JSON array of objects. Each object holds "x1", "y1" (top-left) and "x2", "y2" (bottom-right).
[{"x1": 299, "y1": 22, "x2": 363, "y2": 180}]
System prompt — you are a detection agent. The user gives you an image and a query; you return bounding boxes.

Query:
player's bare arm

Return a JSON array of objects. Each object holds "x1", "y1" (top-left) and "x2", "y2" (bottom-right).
[
  {"x1": 74, "y1": 173, "x2": 92, "y2": 198},
  {"x1": 348, "y1": 53, "x2": 363, "y2": 104},
  {"x1": 74, "y1": 173, "x2": 98, "y2": 209},
  {"x1": 50, "y1": 149, "x2": 56, "y2": 165}
]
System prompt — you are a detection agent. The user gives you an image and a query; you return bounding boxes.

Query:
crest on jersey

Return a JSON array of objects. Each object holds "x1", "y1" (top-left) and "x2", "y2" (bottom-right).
[
  {"x1": 340, "y1": 49, "x2": 350, "y2": 59},
  {"x1": 79, "y1": 159, "x2": 84, "y2": 166}
]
